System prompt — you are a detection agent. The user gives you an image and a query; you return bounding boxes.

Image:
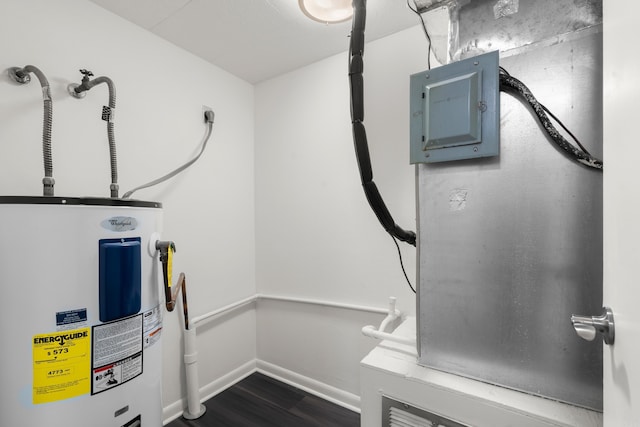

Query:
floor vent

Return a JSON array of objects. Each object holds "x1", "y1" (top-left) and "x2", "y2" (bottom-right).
[{"x1": 382, "y1": 396, "x2": 469, "y2": 427}]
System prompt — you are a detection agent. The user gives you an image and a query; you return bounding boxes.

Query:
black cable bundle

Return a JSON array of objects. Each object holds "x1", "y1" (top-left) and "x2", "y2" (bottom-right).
[
  {"x1": 349, "y1": 0, "x2": 417, "y2": 247},
  {"x1": 499, "y1": 69, "x2": 603, "y2": 171}
]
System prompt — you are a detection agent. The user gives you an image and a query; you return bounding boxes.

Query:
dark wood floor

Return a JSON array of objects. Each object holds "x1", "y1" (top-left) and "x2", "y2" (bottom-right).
[{"x1": 166, "y1": 372, "x2": 360, "y2": 427}]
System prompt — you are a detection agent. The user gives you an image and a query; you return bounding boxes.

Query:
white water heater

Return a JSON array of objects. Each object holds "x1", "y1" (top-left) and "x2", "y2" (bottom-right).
[{"x1": 0, "y1": 196, "x2": 163, "y2": 427}]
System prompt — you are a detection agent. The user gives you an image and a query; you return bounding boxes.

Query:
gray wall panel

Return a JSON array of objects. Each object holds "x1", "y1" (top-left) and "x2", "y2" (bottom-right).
[{"x1": 417, "y1": 29, "x2": 603, "y2": 410}]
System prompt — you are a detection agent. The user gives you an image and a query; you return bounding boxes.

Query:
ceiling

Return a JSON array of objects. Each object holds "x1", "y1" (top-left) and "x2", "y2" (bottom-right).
[{"x1": 88, "y1": 0, "x2": 421, "y2": 84}]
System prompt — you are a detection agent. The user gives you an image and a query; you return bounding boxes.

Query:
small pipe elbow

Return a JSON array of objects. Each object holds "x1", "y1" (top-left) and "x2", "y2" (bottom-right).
[
  {"x1": 84, "y1": 76, "x2": 116, "y2": 106},
  {"x1": 70, "y1": 75, "x2": 115, "y2": 106}
]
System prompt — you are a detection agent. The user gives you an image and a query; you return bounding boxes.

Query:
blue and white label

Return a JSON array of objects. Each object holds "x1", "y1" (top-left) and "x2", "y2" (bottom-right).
[
  {"x1": 56, "y1": 308, "x2": 88, "y2": 331},
  {"x1": 101, "y1": 216, "x2": 138, "y2": 232}
]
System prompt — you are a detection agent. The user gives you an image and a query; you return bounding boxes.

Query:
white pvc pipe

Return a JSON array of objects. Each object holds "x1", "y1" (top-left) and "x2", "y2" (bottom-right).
[
  {"x1": 377, "y1": 297, "x2": 399, "y2": 332},
  {"x1": 360, "y1": 297, "x2": 417, "y2": 351},
  {"x1": 182, "y1": 327, "x2": 206, "y2": 419},
  {"x1": 361, "y1": 325, "x2": 416, "y2": 347}
]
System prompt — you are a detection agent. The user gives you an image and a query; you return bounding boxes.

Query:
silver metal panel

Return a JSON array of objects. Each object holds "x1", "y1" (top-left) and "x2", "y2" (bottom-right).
[
  {"x1": 417, "y1": 29, "x2": 603, "y2": 410},
  {"x1": 454, "y1": 0, "x2": 602, "y2": 60}
]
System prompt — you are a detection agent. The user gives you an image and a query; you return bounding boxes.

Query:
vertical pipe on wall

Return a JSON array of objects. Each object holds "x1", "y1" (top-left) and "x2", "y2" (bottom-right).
[
  {"x1": 378, "y1": 297, "x2": 399, "y2": 332},
  {"x1": 182, "y1": 327, "x2": 206, "y2": 420}
]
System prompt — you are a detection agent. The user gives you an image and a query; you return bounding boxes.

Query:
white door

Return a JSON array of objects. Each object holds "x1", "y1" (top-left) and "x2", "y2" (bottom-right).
[{"x1": 603, "y1": 1, "x2": 640, "y2": 425}]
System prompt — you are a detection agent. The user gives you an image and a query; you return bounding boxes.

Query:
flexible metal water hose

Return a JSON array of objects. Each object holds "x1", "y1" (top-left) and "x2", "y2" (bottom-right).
[
  {"x1": 11, "y1": 65, "x2": 55, "y2": 196},
  {"x1": 71, "y1": 73, "x2": 119, "y2": 197},
  {"x1": 103, "y1": 78, "x2": 119, "y2": 198},
  {"x1": 349, "y1": 0, "x2": 416, "y2": 246}
]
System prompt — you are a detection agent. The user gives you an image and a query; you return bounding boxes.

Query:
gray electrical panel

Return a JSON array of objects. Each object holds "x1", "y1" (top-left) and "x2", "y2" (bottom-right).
[{"x1": 410, "y1": 51, "x2": 499, "y2": 164}]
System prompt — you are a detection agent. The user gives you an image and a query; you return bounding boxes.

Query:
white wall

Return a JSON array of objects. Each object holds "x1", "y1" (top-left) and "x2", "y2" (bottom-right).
[
  {"x1": 255, "y1": 25, "x2": 431, "y2": 401},
  {"x1": 0, "y1": 0, "x2": 256, "y2": 417},
  {"x1": 1, "y1": 0, "x2": 447, "y2": 419},
  {"x1": 603, "y1": 1, "x2": 640, "y2": 425}
]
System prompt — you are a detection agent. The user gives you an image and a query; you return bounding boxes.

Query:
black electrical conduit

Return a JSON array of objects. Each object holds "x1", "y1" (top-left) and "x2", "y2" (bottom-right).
[
  {"x1": 499, "y1": 70, "x2": 603, "y2": 171},
  {"x1": 8, "y1": 65, "x2": 55, "y2": 196},
  {"x1": 349, "y1": 0, "x2": 417, "y2": 247}
]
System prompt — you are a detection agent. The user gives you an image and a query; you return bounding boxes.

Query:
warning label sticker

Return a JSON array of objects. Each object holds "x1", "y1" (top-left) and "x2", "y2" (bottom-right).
[
  {"x1": 91, "y1": 314, "x2": 143, "y2": 395},
  {"x1": 32, "y1": 328, "x2": 91, "y2": 404},
  {"x1": 92, "y1": 353, "x2": 143, "y2": 394},
  {"x1": 143, "y1": 305, "x2": 162, "y2": 349}
]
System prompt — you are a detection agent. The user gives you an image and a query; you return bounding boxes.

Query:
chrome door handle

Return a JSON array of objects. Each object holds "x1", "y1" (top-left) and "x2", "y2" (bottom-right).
[{"x1": 570, "y1": 307, "x2": 615, "y2": 345}]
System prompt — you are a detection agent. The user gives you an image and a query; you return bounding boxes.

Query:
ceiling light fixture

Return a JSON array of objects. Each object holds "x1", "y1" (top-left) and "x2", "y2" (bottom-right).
[{"x1": 298, "y1": 0, "x2": 353, "y2": 24}]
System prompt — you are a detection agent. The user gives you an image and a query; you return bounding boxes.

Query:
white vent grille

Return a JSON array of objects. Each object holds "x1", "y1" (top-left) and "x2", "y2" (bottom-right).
[
  {"x1": 382, "y1": 396, "x2": 470, "y2": 427},
  {"x1": 389, "y1": 406, "x2": 433, "y2": 426}
]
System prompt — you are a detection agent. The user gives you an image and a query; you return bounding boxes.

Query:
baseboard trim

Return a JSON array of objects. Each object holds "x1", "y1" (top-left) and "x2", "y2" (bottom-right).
[
  {"x1": 256, "y1": 359, "x2": 361, "y2": 413},
  {"x1": 162, "y1": 359, "x2": 257, "y2": 425},
  {"x1": 162, "y1": 359, "x2": 362, "y2": 424}
]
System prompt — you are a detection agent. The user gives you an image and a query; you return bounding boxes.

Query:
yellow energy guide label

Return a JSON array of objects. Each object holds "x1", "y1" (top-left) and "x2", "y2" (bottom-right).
[{"x1": 32, "y1": 328, "x2": 91, "y2": 404}]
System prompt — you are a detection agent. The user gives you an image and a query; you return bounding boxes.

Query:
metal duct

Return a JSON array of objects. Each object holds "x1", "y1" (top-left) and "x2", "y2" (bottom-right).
[
  {"x1": 452, "y1": 0, "x2": 602, "y2": 59},
  {"x1": 413, "y1": 0, "x2": 462, "y2": 14},
  {"x1": 416, "y1": 0, "x2": 603, "y2": 411}
]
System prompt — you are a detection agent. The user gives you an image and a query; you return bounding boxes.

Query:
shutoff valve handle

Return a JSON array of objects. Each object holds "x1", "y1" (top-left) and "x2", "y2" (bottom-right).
[
  {"x1": 154, "y1": 240, "x2": 190, "y2": 329},
  {"x1": 156, "y1": 240, "x2": 177, "y2": 310}
]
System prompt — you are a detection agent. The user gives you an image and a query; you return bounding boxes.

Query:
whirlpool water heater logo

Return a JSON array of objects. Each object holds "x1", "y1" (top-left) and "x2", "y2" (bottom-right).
[{"x1": 101, "y1": 216, "x2": 138, "y2": 232}]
